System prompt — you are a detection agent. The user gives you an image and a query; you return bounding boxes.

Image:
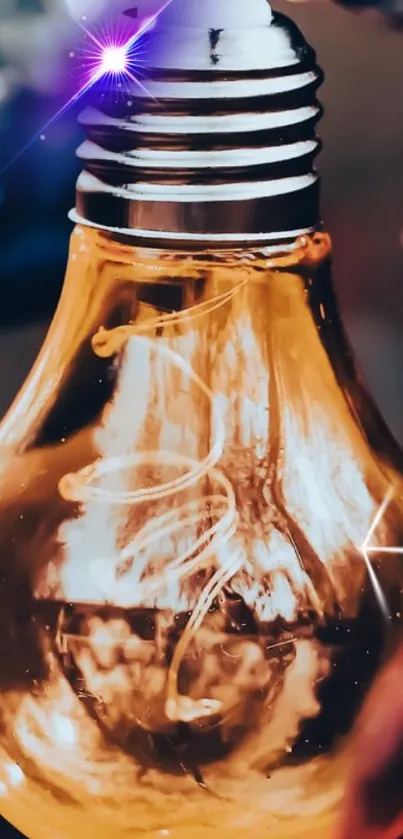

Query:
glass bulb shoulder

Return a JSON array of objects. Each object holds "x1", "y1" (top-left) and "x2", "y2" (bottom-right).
[{"x1": 0, "y1": 225, "x2": 401, "y2": 839}]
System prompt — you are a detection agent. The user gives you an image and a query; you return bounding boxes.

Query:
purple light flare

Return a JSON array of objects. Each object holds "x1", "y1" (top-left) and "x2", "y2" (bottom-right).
[{"x1": 0, "y1": 0, "x2": 175, "y2": 175}]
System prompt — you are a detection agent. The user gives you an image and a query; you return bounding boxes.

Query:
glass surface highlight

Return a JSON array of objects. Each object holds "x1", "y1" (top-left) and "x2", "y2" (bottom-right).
[{"x1": 0, "y1": 227, "x2": 401, "y2": 839}]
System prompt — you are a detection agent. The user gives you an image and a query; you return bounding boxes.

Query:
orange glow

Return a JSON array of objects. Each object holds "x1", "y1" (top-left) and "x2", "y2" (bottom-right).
[{"x1": 0, "y1": 227, "x2": 401, "y2": 839}]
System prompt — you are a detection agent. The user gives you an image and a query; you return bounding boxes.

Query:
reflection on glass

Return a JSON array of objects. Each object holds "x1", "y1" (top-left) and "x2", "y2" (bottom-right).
[{"x1": 0, "y1": 226, "x2": 401, "y2": 839}]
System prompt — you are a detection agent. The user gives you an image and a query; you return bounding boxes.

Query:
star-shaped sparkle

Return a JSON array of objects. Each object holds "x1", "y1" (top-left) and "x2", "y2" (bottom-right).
[
  {"x1": 0, "y1": 0, "x2": 174, "y2": 174},
  {"x1": 361, "y1": 485, "x2": 402, "y2": 621}
]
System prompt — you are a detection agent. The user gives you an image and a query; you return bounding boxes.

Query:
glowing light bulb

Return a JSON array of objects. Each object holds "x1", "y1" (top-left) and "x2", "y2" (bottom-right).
[
  {"x1": 100, "y1": 45, "x2": 128, "y2": 75},
  {"x1": 0, "y1": 3, "x2": 402, "y2": 839}
]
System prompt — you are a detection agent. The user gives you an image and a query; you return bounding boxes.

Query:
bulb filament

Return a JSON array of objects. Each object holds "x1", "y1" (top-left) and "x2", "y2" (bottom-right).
[{"x1": 58, "y1": 332, "x2": 240, "y2": 723}]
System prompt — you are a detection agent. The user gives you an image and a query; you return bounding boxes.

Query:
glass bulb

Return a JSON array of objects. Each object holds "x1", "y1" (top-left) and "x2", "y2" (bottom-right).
[
  {"x1": 0, "y1": 226, "x2": 402, "y2": 839},
  {"x1": 1, "y1": 1, "x2": 403, "y2": 836}
]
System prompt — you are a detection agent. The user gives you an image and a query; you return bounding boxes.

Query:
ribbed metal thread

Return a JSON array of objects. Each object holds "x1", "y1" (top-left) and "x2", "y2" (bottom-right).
[{"x1": 71, "y1": 4, "x2": 324, "y2": 246}]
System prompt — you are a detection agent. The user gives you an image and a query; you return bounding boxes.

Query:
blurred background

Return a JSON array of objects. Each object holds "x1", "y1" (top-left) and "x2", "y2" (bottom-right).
[{"x1": 0, "y1": 1, "x2": 402, "y2": 832}]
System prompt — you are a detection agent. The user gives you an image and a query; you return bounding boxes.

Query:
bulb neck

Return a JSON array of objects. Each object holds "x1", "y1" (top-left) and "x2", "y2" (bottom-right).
[{"x1": 71, "y1": 8, "x2": 323, "y2": 247}]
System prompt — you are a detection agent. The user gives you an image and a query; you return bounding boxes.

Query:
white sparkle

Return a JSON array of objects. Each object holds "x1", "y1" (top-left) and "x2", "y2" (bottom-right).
[
  {"x1": 100, "y1": 46, "x2": 128, "y2": 75},
  {"x1": 360, "y1": 485, "x2": 400, "y2": 621}
]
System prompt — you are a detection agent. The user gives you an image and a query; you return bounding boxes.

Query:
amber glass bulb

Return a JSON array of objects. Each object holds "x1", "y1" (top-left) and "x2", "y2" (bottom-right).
[{"x1": 0, "y1": 225, "x2": 401, "y2": 839}]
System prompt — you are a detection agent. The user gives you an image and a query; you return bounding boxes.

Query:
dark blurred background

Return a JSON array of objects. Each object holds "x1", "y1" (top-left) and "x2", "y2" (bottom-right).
[{"x1": 0, "y1": 1, "x2": 402, "y2": 835}]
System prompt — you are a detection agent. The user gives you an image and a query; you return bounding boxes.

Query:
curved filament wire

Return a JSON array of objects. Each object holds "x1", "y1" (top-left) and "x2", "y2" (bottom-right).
[
  {"x1": 57, "y1": 333, "x2": 241, "y2": 721},
  {"x1": 91, "y1": 279, "x2": 248, "y2": 359},
  {"x1": 91, "y1": 470, "x2": 238, "y2": 602},
  {"x1": 166, "y1": 545, "x2": 244, "y2": 723},
  {"x1": 59, "y1": 338, "x2": 226, "y2": 505}
]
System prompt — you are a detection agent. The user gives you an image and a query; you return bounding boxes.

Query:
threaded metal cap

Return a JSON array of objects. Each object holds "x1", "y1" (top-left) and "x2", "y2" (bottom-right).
[{"x1": 71, "y1": 0, "x2": 323, "y2": 246}]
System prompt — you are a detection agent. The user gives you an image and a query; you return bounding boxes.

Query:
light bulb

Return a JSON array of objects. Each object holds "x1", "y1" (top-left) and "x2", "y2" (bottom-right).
[{"x1": 0, "y1": 3, "x2": 402, "y2": 839}]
